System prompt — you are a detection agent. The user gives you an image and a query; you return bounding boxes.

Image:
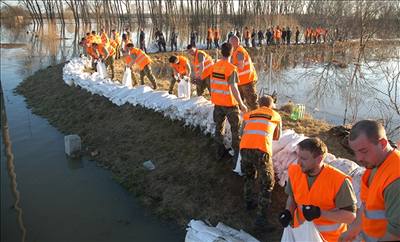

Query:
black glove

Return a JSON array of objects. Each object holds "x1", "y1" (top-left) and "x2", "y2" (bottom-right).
[
  {"x1": 279, "y1": 209, "x2": 292, "y2": 227},
  {"x1": 302, "y1": 205, "x2": 321, "y2": 221}
]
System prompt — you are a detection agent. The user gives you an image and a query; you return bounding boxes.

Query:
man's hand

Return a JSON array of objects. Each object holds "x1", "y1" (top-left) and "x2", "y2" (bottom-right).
[
  {"x1": 302, "y1": 205, "x2": 321, "y2": 221},
  {"x1": 279, "y1": 209, "x2": 292, "y2": 228}
]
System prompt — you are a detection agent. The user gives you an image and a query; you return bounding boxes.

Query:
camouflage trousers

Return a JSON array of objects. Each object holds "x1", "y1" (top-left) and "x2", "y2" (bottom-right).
[
  {"x1": 132, "y1": 64, "x2": 157, "y2": 89},
  {"x1": 238, "y1": 81, "x2": 258, "y2": 111},
  {"x1": 213, "y1": 105, "x2": 241, "y2": 155},
  {"x1": 104, "y1": 56, "x2": 115, "y2": 79},
  {"x1": 196, "y1": 77, "x2": 210, "y2": 96},
  {"x1": 241, "y1": 149, "x2": 275, "y2": 216}
]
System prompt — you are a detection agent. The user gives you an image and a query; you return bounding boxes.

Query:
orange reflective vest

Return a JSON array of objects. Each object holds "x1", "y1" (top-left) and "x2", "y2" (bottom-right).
[
  {"x1": 110, "y1": 32, "x2": 120, "y2": 48},
  {"x1": 194, "y1": 50, "x2": 214, "y2": 80},
  {"x1": 239, "y1": 107, "x2": 281, "y2": 154},
  {"x1": 207, "y1": 28, "x2": 213, "y2": 40},
  {"x1": 170, "y1": 56, "x2": 189, "y2": 75},
  {"x1": 360, "y1": 149, "x2": 400, "y2": 241},
  {"x1": 86, "y1": 35, "x2": 94, "y2": 44},
  {"x1": 210, "y1": 59, "x2": 238, "y2": 107},
  {"x1": 289, "y1": 164, "x2": 349, "y2": 242},
  {"x1": 97, "y1": 44, "x2": 115, "y2": 58},
  {"x1": 101, "y1": 32, "x2": 109, "y2": 45},
  {"x1": 231, "y1": 45, "x2": 257, "y2": 85},
  {"x1": 214, "y1": 29, "x2": 220, "y2": 40},
  {"x1": 86, "y1": 46, "x2": 98, "y2": 59},
  {"x1": 125, "y1": 47, "x2": 151, "y2": 71}
]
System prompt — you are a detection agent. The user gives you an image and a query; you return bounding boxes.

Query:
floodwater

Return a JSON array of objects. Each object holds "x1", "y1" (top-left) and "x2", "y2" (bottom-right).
[
  {"x1": 0, "y1": 25, "x2": 184, "y2": 242},
  {"x1": 1, "y1": 21, "x2": 399, "y2": 242}
]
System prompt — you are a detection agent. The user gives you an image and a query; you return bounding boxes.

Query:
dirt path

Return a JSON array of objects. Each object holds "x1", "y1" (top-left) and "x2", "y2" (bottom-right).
[{"x1": 16, "y1": 61, "x2": 353, "y2": 241}]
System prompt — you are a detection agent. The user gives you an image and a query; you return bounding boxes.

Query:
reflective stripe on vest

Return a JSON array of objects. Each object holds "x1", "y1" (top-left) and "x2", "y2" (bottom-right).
[
  {"x1": 242, "y1": 130, "x2": 270, "y2": 137},
  {"x1": 210, "y1": 88, "x2": 230, "y2": 95},
  {"x1": 316, "y1": 223, "x2": 341, "y2": 232},
  {"x1": 364, "y1": 209, "x2": 386, "y2": 219},
  {"x1": 244, "y1": 119, "x2": 273, "y2": 126},
  {"x1": 210, "y1": 79, "x2": 228, "y2": 86}
]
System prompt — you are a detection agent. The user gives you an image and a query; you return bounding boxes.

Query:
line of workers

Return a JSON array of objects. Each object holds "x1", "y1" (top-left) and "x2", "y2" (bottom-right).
[{"x1": 79, "y1": 29, "x2": 399, "y2": 241}]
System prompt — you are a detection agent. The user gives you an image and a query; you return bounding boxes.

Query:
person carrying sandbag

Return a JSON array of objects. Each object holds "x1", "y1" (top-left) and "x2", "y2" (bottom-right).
[
  {"x1": 279, "y1": 137, "x2": 357, "y2": 242},
  {"x1": 124, "y1": 43, "x2": 157, "y2": 89},
  {"x1": 186, "y1": 44, "x2": 214, "y2": 97},
  {"x1": 340, "y1": 120, "x2": 400, "y2": 242},
  {"x1": 240, "y1": 95, "x2": 282, "y2": 232},
  {"x1": 92, "y1": 42, "x2": 116, "y2": 79},
  {"x1": 211, "y1": 42, "x2": 247, "y2": 161},
  {"x1": 168, "y1": 55, "x2": 191, "y2": 94}
]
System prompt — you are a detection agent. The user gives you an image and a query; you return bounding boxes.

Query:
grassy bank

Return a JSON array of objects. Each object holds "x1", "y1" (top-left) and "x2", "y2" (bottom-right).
[{"x1": 16, "y1": 58, "x2": 354, "y2": 241}]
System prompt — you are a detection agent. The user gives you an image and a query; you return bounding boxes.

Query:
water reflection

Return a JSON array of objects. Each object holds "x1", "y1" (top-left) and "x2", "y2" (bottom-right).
[{"x1": 1, "y1": 22, "x2": 398, "y2": 139}]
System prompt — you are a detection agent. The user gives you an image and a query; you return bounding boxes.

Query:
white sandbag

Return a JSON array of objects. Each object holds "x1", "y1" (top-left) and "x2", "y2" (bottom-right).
[
  {"x1": 281, "y1": 226, "x2": 296, "y2": 242},
  {"x1": 281, "y1": 222, "x2": 324, "y2": 242},
  {"x1": 96, "y1": 61, "x2": 108, "y2": 79},
  {"x1": 178, "y1": 77, "x2": 191, "y2": 98},
  {"x1": 122, "y1": 67, "x2": 132, "y2": 88},
  {"x1": 325, "y1": 157, "x2": 359, "y2": 175},
  {"x1": 233, "y1": 153, "x2": 243, "y2": 176}
]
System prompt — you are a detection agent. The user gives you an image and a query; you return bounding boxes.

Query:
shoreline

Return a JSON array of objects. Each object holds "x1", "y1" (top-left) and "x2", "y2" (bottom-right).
[{"x1": 16, "y1": 59, "x2": 354, "y2": 241}]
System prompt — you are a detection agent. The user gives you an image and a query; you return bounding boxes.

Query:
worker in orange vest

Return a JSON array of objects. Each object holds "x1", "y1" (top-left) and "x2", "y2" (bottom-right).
[
  {"x1": 168, "y1": 55, "x2": 191, "y2": 94},
  {"x1": 110, "y1": 29, "x2": 121, "y2": 59},
  {"x1": 240, "y1": 95, "x2": 282, "y2": 231},
  {"x1": 210, "y1": 42, "x2": 247, "y2": 160},
  {"x1": 279, "y1": 137, "x2": 357, "y2": 242},
  {"x1": 100, "y1": 28, "x2": 109, "y2": 46},
  {"x1": 339, "y1": 120, "x2": 400, "y2": 242},
  {"x1": 213, "y1": 27, "x2": 220, "y2": 48},
  {"x1": 187, "y1": 44, "x2": 214, "y2": 96},
  {"x1": 92, "y1": 42, "x2": 116, "y2": 79},
  {"x1": 207, "y1": 27, "x2": 214, "y2": 49},
  {"x1": 90, "y1": 30, "x2": 101, "y2": 44},
  {"x1": 229, "y1": 35, "x2": 258, "y2": 110},
  {"x1": 125, "y1": 43, "x2": 157, "y2": 89}
]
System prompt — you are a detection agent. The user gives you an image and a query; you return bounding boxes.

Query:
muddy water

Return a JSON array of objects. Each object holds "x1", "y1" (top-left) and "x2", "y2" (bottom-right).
[{"x1": 0, "y1": 28, "x2": 183, "y2": 242}]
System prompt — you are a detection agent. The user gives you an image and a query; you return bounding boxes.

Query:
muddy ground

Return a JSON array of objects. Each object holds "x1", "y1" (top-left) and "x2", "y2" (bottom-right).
[{"x1": 16, "y1": 47, "x2": 356, "y2": 241}]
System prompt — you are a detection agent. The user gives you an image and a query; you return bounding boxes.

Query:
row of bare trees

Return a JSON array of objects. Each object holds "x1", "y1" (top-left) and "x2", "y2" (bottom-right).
[{"x1": 8, "y1": 0, "x2": 398, "y2": 40}]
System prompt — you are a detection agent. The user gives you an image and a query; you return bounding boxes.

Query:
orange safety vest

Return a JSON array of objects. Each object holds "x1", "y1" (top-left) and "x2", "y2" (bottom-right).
[
  {"x1": 207, "y1": 28, "x2": 213, "y2": 40},
  {"x1": 360, "y1": 149, "x2": 400, "y2": 241},
  {"x1": 194, "y1": 50, "x2": 214, "y2": 80},
  {"x1": 93, "y1": 34, "x2": 101, "y2": 44},
  {"x1": 231, "y1": 45, "x2": 257, "y2": 85},
  {"x1": 110, "y1": 32, "x2": 120, "y2": 48},
  {"x1": 86, "y1": 46, "x2": 98, "y2": 59},
  {"x1": 86, "y1": 35, "x2": 94, "y2": 44},
  {"x1": 210, "y1": 59, "x2": 238, "y2": 107},
  {"x1": 97, "y1": 44, "x2": 115, "y2": 58},
  {"x1": 125, "y1": 47, "x2": 151, "y2": 71},
  {"x1": 170, "y1": 56, "x2": 189, "y2": 75},
  {"x1": 289, "y1": 164, "x2": 350, "y2": 242},
  {"x1": 239, "y1": 107, "x2": 281, "y2": 154},
  {"x1": 214, "y1": 29, "x2": 220, "y2": 40},
  {"x1": 101, "y1": 32, "x2": 109, "y2": 45}
]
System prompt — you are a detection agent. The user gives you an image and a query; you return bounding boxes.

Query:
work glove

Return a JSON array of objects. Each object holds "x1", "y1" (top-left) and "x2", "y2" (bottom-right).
[
  {"x1": 302, "y1": 205, "x2": 321, "y2": 221},
  {"x1": 278, "y1": 209, "x2": 292, "y2": 228}
]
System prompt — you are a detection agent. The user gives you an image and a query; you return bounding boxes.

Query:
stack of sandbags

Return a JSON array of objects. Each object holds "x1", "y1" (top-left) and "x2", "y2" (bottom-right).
[
  {"x1": 185, "y1": 220, "x2": 260, "y2": 242},
  {"x1": 271, "y1": 130, "x2": 307, "y2": 186}
]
